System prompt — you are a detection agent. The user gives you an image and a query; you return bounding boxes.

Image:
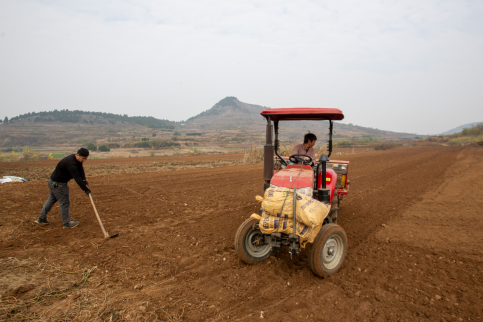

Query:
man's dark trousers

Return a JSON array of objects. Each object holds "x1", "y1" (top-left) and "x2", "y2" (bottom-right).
[{"x1": 38, "y1": 178, "x2": 72, "y2": 225}]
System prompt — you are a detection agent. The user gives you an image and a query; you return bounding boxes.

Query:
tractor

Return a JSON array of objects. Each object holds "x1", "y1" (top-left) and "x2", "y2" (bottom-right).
[{"x1": 235, "y1": 108, "x2": 350, "y2": 277}]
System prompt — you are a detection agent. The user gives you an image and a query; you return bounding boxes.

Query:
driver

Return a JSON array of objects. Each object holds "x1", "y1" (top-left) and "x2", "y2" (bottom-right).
[{"x1": 292, "y1": 133, "x2": 317, "y2": 165}]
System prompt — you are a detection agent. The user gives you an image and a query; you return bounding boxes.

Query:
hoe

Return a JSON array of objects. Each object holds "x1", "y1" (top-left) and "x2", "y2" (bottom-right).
[{"x1": 235, "y1": 108, "x2": 350, "y2": 277}]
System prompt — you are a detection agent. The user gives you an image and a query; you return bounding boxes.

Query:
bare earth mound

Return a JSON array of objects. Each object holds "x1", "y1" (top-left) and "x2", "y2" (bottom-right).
[{"x1": 1, "y1": 146, "x2": 482, "y2": 321}]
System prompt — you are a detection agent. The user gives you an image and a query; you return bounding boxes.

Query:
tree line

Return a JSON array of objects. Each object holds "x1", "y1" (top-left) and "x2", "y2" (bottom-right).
[{"x1": 7, "y1": 110, "x2": 176, "y2": 129}]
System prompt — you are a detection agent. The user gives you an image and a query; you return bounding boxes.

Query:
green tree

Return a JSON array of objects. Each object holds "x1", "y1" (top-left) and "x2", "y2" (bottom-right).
[
  {"x1": 87, "y1": 143, "x2": 97, "y2": 151},
  {"x1": 99, "y1": 145, "x2": 110, "y2": 152},
  {"x1": 3, "y1": 116, "x2": 8, "y2": 124},
  {"x1": 152, "y1": 132, "x2": 156, "y2": 137}
]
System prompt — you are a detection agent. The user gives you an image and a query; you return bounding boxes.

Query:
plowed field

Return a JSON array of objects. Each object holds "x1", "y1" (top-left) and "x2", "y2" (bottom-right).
[{"x1": 1, "y1": 146, "x2": 482, "y2": 321}]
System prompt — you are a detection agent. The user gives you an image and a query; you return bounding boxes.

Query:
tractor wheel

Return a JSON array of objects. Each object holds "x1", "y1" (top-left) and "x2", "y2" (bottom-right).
[
  {"x1": 329, "y1": 193, "x2": 339, "y2": 224},
  {"x1": 309, "y1": 224, "x2": 347, "y2": 277},
  {"x1": 235, "y1": 218, "x2": 272, "y2": 264}
]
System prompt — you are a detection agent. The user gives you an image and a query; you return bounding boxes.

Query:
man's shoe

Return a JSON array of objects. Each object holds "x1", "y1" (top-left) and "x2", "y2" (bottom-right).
[
  {"x1": 35, "y1": 218, "x2": 49, "y2": 224},
  {"x1": 63, "y1": 221, "x2": 80, "y2": 229}
]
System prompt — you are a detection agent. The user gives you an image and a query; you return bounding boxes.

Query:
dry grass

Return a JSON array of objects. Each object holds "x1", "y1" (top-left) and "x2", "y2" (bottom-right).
[
  {"x1": 277, "y1": 145, "x2": 294, "y2": 157},
  {"x1": 0, "y1": 159, "x2": 244, "y2": 182},
  {"x1": 243, "y1": 144, "x2": 329, "y2": 164},
  {"x1": 315, "y1": 145, "x2": 328, "y2": 156},
  {"x1": 0, "y1": 257, "x2": 169, "y2": 321},
  {"x1": 243, "y1": 147, "x2": 264, "y2": 163}
]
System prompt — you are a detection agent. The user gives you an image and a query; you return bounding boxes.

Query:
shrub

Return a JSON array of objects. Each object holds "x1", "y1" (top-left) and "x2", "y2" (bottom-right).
[
  {"x1": 10, "y1": 151, "x2": 18, "y2": 162},
  {"x1": 47, "y1": 152, "x2": 54, "y2": 160},
  {"x1": 0, "y1": 152, "x2": 5, "y2": 162},
  {"x1": 22, "y1": 148, "x2": 31, "y2": 161},
  {"x1": 99, "y1": 145, "x2": 110, "y2": 152},
  {"x1": 374, "y1": 143, "x2": 396, "y2": 150},
  {"x1": 87, "y1": 143, "x2": 97, "y2": 151},
  {"x1": 186, "y1": 133, "x2": 202, "y2": 136},
  {"x1": 134, "y1": 141, "x2": 151, "y2": 148},
  {"x1": 106, "y1": 143, "x2": 120, "y2": 148}
]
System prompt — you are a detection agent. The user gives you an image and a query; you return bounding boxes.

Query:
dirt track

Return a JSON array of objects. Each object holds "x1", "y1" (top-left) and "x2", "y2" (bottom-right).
[{"x1": 1, "y1": 146, "x2": 482, "y2": 321}]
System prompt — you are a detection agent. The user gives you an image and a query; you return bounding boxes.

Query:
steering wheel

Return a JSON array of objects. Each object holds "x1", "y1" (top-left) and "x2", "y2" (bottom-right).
[{"x1": 288, "y1": 154, "x2": 313, "y2": 165}]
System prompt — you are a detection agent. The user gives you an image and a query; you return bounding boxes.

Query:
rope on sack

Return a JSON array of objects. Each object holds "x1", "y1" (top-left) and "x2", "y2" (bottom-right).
[{"x1": 275, "y1": 164, "x2": 304, "y2": 233}]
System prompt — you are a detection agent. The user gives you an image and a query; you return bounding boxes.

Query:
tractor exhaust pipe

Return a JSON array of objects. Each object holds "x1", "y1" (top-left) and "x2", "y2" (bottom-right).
[{"x1": 263, "y1": 118, "x2": 274, "y2": 191}]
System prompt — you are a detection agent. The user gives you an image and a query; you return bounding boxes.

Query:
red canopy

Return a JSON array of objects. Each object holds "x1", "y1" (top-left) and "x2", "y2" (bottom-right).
[{"x1": 261, "y1": 108, "x2": 344, "y2": 121}]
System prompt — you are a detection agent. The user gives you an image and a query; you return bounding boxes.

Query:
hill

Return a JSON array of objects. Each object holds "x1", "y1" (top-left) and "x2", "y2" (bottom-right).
[
  {"x1": 6, "y1": 110, "x2": 176, "y2": 129},
  {"x1": 0, "y1": 97, "x2": 422, "y2": 151},
  {"x1": 184, "y1": 97, "x2": 421, "y2": 143},
  {"x1": 0, "y1": 111, "x2": 177, "y2": 148},
  {"x1": 440, "y1": 122, "x2": 483, "y2": 135},
  {"x1": 426, "y1": 123, "x2": 483, "y2": 146}
]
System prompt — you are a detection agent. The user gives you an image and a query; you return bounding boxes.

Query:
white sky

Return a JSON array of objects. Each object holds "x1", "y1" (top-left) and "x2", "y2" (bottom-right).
[{"x1": 1, "y1": 0, "x2": 482, "y2": 134}]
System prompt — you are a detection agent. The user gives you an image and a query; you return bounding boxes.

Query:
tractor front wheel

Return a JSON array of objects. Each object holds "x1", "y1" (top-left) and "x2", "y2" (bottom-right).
[
  {"x1": 309, "y1": 223, "x2": 347, "y2": 277},
  {"x1": 235, "y1": 218, "x2": 272, "y2": 264}
]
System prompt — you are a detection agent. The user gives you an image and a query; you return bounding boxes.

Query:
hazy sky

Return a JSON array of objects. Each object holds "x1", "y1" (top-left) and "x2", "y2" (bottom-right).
[{"x1": 1, "y1": 0, "x2": 482, "y2": 134}]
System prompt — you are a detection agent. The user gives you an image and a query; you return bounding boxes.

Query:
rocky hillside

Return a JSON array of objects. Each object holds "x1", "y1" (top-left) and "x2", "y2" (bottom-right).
[
  {"x1": 186, "y1": 97, "x2": 267, "y2": 129},
  {"x1": 185, "y1": 97, "x2": 420, "y2": 141}
]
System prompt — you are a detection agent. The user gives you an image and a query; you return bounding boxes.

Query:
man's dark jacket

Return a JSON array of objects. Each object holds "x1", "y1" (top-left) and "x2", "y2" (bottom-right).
[{"x1": 50, "y1": 154, "x2": 89, "y2": 192}]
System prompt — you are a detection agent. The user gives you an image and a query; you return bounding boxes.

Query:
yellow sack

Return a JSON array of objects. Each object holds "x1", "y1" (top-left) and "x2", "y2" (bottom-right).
[
  {"x1": 262, "y1": 187, "x2": 294, "y2": 219},
  {"x1": 296, "y1": 222, "x2": 322, "y2": 244},
  {"x1": 299, "y1": 223, "x2": 323, "y2": 248},
  {"x1": 259, "y1": 211, "x2": 293, "y2": 235},
  {"x1": 295, "y1": 194, "x2": 330, "y2": 227},
  {"x1": 262, "y1": 187, "x2": 330, "y2": 227},
  {"x1": 259, "y1": 212, "x2": 322, "y2": 246}
]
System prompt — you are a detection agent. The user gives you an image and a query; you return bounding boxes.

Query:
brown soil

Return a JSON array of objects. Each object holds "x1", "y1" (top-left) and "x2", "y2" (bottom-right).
[
  {"x1": 0, "y1": 153, "x2": 244, "y2": 169},
  {"x1": 1, "y1": 146, "x2": 482, "y2": 321}
]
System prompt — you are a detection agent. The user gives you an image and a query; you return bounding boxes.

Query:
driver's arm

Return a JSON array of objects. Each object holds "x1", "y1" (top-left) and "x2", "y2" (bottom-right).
[{"x1": 308, "y1": 148, "x2": 316, "y2": 166}]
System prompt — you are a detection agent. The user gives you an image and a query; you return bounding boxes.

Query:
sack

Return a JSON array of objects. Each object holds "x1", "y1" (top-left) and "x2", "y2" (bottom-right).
[
  {"x1": 296, "y1": 222, "x2": 323, "y2": 244},
  {"x1": 258, "y1": 210, "x2": 323, "y2": 246},
  {"x1": 261, "y1": 187, "x2": 294, "y2": 219},
  {"x1": 295, "y1": 194, "x2": 329, "y2": 227},
  {"x1": 261, "y1": 187, "x2": 330, "y2": 227},
  {"x1": 259, "y1": 211, "x2": 293, "y2": 235}
]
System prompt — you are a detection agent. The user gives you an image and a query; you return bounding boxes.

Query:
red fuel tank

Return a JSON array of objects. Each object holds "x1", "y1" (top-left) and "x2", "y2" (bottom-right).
[{"x1": 270, "y1": 165, "x2": 314, "y2": 189}]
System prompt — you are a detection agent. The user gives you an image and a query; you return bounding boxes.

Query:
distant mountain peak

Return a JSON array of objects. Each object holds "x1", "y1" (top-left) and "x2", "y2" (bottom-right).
[
  {"x1": 215, "y1": 96, "x2": 238, "y2": 107},
  {"x1": 187, "y1": 97, "x2": 264, "y2": 122}
]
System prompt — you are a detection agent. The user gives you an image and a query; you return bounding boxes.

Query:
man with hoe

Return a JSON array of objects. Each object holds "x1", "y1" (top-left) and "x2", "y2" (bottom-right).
[{"x1": 35, "y1": 148, "x2": 91, "y2": 228}]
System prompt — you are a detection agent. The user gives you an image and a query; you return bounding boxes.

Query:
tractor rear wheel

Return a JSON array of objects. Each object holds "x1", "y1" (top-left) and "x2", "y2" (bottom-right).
[
  {"x1": 235, "y1": 218, "x2": 272, "y2": 264},
  {"x1": 309, "y1": 223, "x2": 347, "y2": 277}
]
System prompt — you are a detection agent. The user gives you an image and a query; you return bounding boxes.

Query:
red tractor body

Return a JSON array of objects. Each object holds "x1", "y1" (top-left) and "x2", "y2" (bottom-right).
[{"x1": 235, "y1": 107, "x2": 351, "y2": 278}]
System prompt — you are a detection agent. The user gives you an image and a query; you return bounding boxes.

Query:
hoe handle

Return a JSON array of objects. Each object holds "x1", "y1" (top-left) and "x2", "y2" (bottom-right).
[{"x1": 89, "y1": 193, "x2": 110, "y2": 239}]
